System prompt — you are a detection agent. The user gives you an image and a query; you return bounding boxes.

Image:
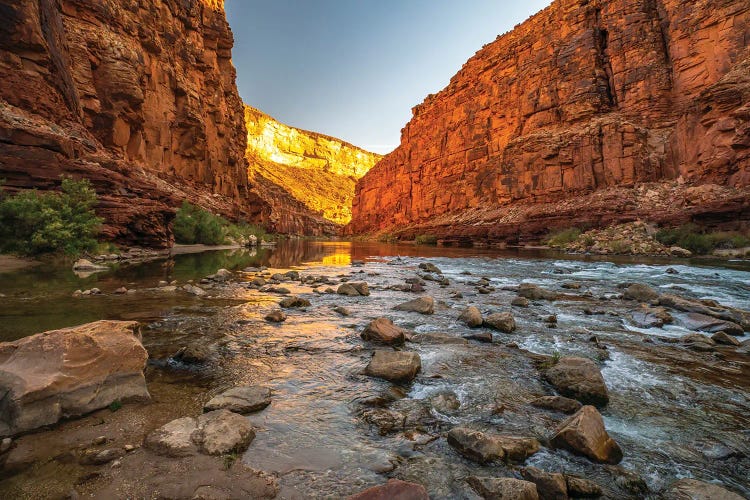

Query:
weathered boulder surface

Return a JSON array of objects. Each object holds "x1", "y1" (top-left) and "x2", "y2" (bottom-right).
[
  {"x1": 394, "y1": 296, "x2": 435, "y2": 315},
  {"x1": 551, "y1": 405, "x2": 623, "y2": 464},
  {"x1": 364, "y1": 351, "x2": 421, "y2": 383},
  {"x1": 348, "y1": 479, "x2": 430, "y2": 500},
  {"x1": 466, "y1": 476, "x2": 539, "y2": 500},
  {"x1": 662, "y1": 479, "x2": 744, "y2": 500},
  {"x1": 348, "y1": 0, "x2": 750, "y2": 242},
  {"x1": 361, "y1": 318, "x2": 408, "y2": 345},
  {"x1": 447, "y1": 427, "x2": 540, "y2": 464},
  {"x1": 458, "y1": 306, "x2": 484, "y2": 328},
  {"x1": 0, "y1": 320, "x2": 149, "y2": 437},
  {"x1": 520, "y1": 467, "x2": 568, "y2": 500},
  {"x1": 544, "y1": 357, "x2": 609, "y2": 407},
  {"x1": 203, "y1": 386, "x2": 272, "y2": 414},
  {"x1": 484, "y1": 312, "x2": 517, "y2": 333}
]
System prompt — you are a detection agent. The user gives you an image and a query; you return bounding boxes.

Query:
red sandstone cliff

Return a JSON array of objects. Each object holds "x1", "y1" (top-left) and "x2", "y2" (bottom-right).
[
  {"x1": 0, "y1": 0, "x2": 263, "y2": 247},
  {"x1": 348, "y1": 0, "x2": 750, "y2": 242}
]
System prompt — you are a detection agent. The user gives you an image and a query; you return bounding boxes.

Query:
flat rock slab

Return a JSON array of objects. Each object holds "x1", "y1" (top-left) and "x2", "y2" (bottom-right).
[
  {"x1": 410, "y1": 333, "x2": 468, "y2": 345},
  {"x1": 0, "y1": 320, "x2": 149, "y2": 437},
  {"x1": 447, "y1": 427, "x2": 540, "y2": 464},
  {"x1": 145, "y1": 410, "x2": 255, "y2": 457},
  {"x1": 394, "y1": 296, "x2": 435, "y2": 314},
  {"x1": 204, "y1": 386, "x2": 272, "y2": 414},
  {"x1": 348, "y1": 479, "x2": 430, "y2": 499},
  {"x1": 662, "y1": 479, "x2": 744, "y2": 500},
  {"x1": 365, "y1": 350, "x2": 421, "y2": 382},
  {"x1": 551, "y1": 405, "x2": 622, "y2": 464},
  {"x1": 544, "y1": 357, "x2": 609, "y2": 407}
]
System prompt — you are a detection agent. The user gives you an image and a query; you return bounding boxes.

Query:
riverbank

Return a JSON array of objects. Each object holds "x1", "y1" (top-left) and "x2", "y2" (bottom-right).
[
  {"x1": 0, "y1": 255, "x2": 39, "y2": 274},
  {"x1": 0, "y1": 241, "x2": 748, "y2": 498}
]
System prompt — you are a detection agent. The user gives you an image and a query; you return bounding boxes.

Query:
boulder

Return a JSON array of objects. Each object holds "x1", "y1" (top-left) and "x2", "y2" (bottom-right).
[
  {"x1": 361, "y1": 318, "x2": 407, "y2": 345},
  {"x1": 172, "y1": 344, "x2": 214, "y2": 364},
  {"x1": 264, "y1": 310, "x2": 287, "y2": 323},
  {"x1": 337, "y1": 283, "x2": 361, "y2": 296},
  {"x1": 630, "y1": 307, "x2": 673, "y2": 328},
  {"x1": 430, "y1": 391, "x2": 461, "y2": 412},
  {"x1": 279, "y1": 296, "x2": 312, "y2": 308},
  {"x1": 464, "y1": 332, "x2": 493, "y2": 343},
  {"x1": 458, "y1": 306, "x2": 484, "y2": 328},
  {"x1": 192, "y1": 410, "x2": 256, "y2": 455},
  {"x1": 394, "y1": 296, "x2": 435, "y2": 315},
  {"x1": 550, "y1": 406, "x2": 623, "y2": 464},
  {"x1": 679, "y1": 313, "x2": 744, "y2": 336},
  {"x1": 622, "y1": 284, "x2": 659, "y2": 302},
  {"x1": 72, "y1": 259, "x2": 108, "y2": 271},
  {"x1": 365, "y1": 351, "x2": 421, "y2": 382},
  {"x1": 418, "y1": 262, "x2": 442, "y2": 274},
  {"x1": 543, "y1": 357, "x2": 609, "y2": 407},
  {"x1": 348, "y1": 479, "x2": 429, "y2": 500},
  {"x1": 334, "y1": 306, "x2": 352, "y2": 316},
  {"x1": 669, "y1": 246, "x2": 693, "y2": 258},
  {"x1": 512, "y1": 296, "x2": 530, "y2": 307},
  {"x1": 447, "y1": 427, "x2": 540, "y2": 464},
  {"x1": 519, "y1": 284, "x2": 557, "y2": 301},
  {"x1": 0, "y1": 321, "x2": 149, "y2": 437},
  {"x1": 680, "y1": 334, "x2": 715, "y2": 351},
  {"x1": 351, "y1": 282, "x2": 371, "y2": 296},
  {"x1": 564, "y1": 475, "x2": 602, "y2": 498},
  {"x1": 520, "y1": 467, "x2": 568, "y2": 500},
  {"x1": 203, "y1": 386, "x2": 272, "y2": 414},
  {"x1": 712, "y1": 331, "x2": 741, "y2": 346},
  {"x1": 658, "y1": 294, "x2": 750, "y2": 331},
  {"x1": 146, "y1": 410, "x2": 255, "y2": 457},
  {"x1": 484, "y1": 312, "x2": 517, "y2": 333},
  {"x1": 466, "y1": 477, "x2": 539, "y2": 500},
  {"x1": 530, "y1": 395, "x2": 582, "y2": 414},
  {"x1": 662, "y1": 479, "x2": 744, "y2": 500}
]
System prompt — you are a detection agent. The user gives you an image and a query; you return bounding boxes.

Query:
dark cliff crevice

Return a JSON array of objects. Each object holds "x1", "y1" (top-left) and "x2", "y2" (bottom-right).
[{"x1": 593, "y1": 8, "x2": 617, "y2": 109}]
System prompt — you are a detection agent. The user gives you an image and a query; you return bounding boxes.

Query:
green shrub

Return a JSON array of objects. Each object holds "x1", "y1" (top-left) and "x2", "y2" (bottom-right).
[
  {"x1": 655, "y1": 224, "x2": 750, "y2": 255},
  {"x1": 173, "y1": 202, "x2": 270, "y2": 246},
  {"x1": 415, "y1": 234, "x2": 438, "y2": 245},
  {"x1": 546, "y1": 228, "x2": 581, "y2": 247},
  {"x1": 0, "y1": 177, "x2": 103, "y2": 256}
]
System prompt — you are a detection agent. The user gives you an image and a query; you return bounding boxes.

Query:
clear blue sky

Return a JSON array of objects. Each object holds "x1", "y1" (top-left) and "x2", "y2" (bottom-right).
[{"x1": 225, "y1": 1, "x2": 551, "y2": 154}]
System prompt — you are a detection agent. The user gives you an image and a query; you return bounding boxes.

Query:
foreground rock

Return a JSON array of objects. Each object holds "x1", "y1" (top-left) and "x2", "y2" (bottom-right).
[
  {"x1": 520, "y1": 467, "x2": 567, "y2": 500},
  {"x1": 279, "y1": 296, "x2": 312, "y2": 308},
  {"x1": 551, "y1": 406, "x2": 623, "y2": 464},
  {"x1": 338, "y1": 282, "x2": 370, "y2": 297},
  {"x1": 622, "y1": 283, "x2": 659, "y2": 302},
  {"x1": 0, "y1": 321, "x2": 149, "y2": 437},
  {"x1": 531, "y1": 395, "x2": 582, "y2": 414},
  {"x1": 467, "y1": 477, "x2": 539, "y2": 500},
  {"x1": 394, "y1": 296, "x2": 435, "y2": 315},
  {"x1": 145, "y1": 410, "x2": 255, "y2": 457},
  {"x1": 484, "y1": 312, "x2": 517, "y2": 333},
  {"x1": 204, "y1": 386, "x2": 272, "y2": 414},
  {"x1": 365, "y1": 351, "x2": 421, "y2": 382},
  {"x1": 348, "y1": 479, "x2": 430, "y2": 500},
  {"x1": 662, "y1": 479, "x2": 744, "y2": 500},
  {"x1": 447, "y1": 427, "x2": 540, "y2": 464},
  {"x1": 458, "y1": 306, "x2": 484, "y2": 328},
  {"x1": 265, "y1": 310, "x2": 287, "y2": 323},
  {"x1": 543, "y1": 357, "x2": 609, "y2": 407},
  {"x1": 361, "y1": 318, "x2": 408, "y2": 345},
  {"x1": 658, "y1": 294, "x2": 750, "y2": 331}
]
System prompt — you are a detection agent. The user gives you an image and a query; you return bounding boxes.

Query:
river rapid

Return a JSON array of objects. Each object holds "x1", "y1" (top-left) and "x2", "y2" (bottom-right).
[{"x1": 0, "y1": 240, "x2": 748, "y2": 499}]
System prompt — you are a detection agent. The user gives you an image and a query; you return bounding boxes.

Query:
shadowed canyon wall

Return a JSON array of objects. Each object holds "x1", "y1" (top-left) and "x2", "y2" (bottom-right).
[
  {"x1": 349, "y1": 0, "x2": 750, "y2": 242},
  {"x1": 245, "y1": 106, "x2": 381, "y2": 235},
  {"x1": 0, "y1": 0, "x2": 262, "y2": 247}
]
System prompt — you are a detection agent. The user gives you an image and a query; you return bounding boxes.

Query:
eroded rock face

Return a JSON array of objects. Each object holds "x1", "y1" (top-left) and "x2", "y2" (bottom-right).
[
  {"x1": 348, "y1": 0, "x2": 750, "y2": 240},
  {"x1": 245, "y1": 106, "x2": 381, "y2": 234},
  {"x1": 0, "y1": 320, "x2": 149, "y2": 437},
  {"x1": 662, "y1": 478, "x2": 744, "y2": 500},
  {"x1": 0, "y1": 0, "x2": 262, "y2": 246},
  {"x1": 551, "y1": 405, "x2": 623, "y2": 464}
]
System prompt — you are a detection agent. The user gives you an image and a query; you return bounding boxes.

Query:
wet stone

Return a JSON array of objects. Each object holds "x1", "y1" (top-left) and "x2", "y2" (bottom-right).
[
  {"x1": 364, "y1": 350, "x2": 421, "y2": 382},
  {"x1": 203, "y1": 386, "x2": 272, "y2": 414},
  {"x1": 466, "y1": 476, "x2": 539, "y2": 500}
]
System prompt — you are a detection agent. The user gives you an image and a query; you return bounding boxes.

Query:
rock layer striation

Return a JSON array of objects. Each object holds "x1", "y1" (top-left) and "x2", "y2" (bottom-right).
[{"x1": 349, "y1": 0, "x2": 750, "y2": 241}]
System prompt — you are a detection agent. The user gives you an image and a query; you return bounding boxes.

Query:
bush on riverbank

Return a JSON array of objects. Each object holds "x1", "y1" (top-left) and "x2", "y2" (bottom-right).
[
  {"x1": 546, "y1": 228, "x2": 582, "y2": 248},
  {"x1": 655, "y1": 224, "x2": 750, "y2": 255},
  {"x1": 0, "y1": 178, "x2": 103, "y2": 256},
  {"x1": 415, "y1": 234, "x2": 438, "y2": 245},
  {"x1": 173, "y1": 202, "x2": 268, "y2": 245}
]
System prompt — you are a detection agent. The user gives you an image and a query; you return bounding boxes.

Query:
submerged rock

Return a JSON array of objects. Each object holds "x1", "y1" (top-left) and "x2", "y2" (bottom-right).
[
  {"x1": 484, "y1": 312, "x2": 517, "y2": 333},
  {"x1": 394, "y1": 296, "x2": 435, "y2": 314},
  {"x1": 348, "y1": 479, "x2": 429, "y2": 500},
  {"x1": 458, "y1": 306, "x2": 484, "y2": 328},
  {"x1": 519, "y1": 283, "x2": 558, "y2": 301},
  {"x1": 543, "y1": 357, "x2": 609, "y2": 407},
  {"x1": 364, "y1": 351, "x2": 421, "y2": 382},
  {"x1": 411, "y1": 333, "x2": 468, "y2": 345},
  {"x1": 512, "y1": 296, "x2": 531, "y2": 308},
  {"x1": 203, "y1": 386, "x2": 272, "y2": 414},
  {"x1": 658, "y1": 294, "x2": 750, "y2": 331},
  {"x1": 662, "y1": 478, "x2": 744, "y2": 500},
  {"x1": 551, "y1": 405, "x2": 623, "y2": 464},
  {"x1": 361, "y1": 318, "x2": 408, "y2": 345},
  {"x1": 680, "y1": 312, "x2": 744, "y2": 336},
  {"x1": 0, "y1": 320, "x2": 149, "y2": 437},
  {"x1": 334, "y1": 306, "x2": 352, "y2": 316},
  {"x1": 466, "y1": 476, "x2": 539, "y2": 500}
]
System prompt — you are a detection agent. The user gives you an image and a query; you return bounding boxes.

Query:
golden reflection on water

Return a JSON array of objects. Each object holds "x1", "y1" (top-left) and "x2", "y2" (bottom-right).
[{"x1": 320, "y1": 252, "x2": 351, "y2": 266}]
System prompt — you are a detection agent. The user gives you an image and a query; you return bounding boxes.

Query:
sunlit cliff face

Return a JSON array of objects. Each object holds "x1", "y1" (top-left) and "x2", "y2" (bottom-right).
[{"x1": 244, "y1": 106, "x2": 381, "y2": 226}]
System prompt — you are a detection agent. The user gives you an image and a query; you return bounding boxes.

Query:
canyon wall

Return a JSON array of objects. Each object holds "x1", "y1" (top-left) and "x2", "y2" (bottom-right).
[
  {"x1": 245, "y1": 106, "x2": 381, "y2": 234},
  {"x1": 0, "y1": 0, "x2": 262, "y2": 246},
  {"x1": 349, "y1": 0, "x2": 750, "y2": 242}
]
